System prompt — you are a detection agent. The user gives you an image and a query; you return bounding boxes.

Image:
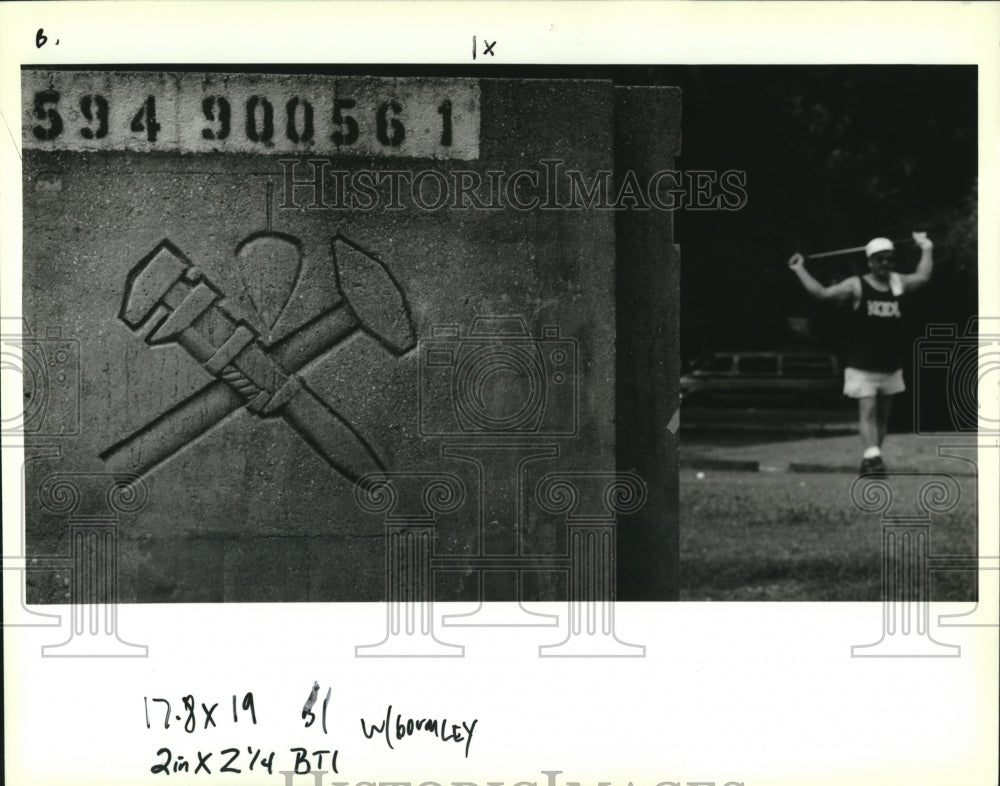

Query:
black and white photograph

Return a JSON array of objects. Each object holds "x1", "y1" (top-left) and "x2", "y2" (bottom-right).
[
  {"x1": 11, "y1": 63, "x2": 982, "y2": 609},
  {"x1": 15, "y1": 66, "x2": 680, "y2": 609},
  {"x1": 2, "y1": 4, "x2": 997, "y2": 786}
]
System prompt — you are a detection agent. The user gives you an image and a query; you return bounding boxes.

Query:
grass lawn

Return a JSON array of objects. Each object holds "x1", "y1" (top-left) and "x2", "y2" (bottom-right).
[{"x1": 678, "y1": 468, "x2": 978, "y2": 601}]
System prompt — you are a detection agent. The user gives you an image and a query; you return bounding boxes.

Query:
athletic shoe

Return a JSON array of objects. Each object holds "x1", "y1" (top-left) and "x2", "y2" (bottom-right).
[{"x1": 859, "y1": 456, "x2": 887, "y2": 477}]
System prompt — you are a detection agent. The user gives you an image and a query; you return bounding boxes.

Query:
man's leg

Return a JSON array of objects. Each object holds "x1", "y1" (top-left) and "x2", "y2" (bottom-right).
[
  {"x1": 846, "y1": 369, "x2": 887, "y2": 474},
  {"x1": 858, "y1": 396, "x2": 886, "y2": 474},
  {"x1": 876, "y1": 393, "x2": 893, "y2": 448},
  {"x1": 858, "y1": 396, "x2": 880, "y2": 452}
]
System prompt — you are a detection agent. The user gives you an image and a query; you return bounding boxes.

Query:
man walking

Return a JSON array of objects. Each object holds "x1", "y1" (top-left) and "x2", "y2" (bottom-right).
[{"x1": 788, "y1": 232, "x2": 934, "y2": 474}]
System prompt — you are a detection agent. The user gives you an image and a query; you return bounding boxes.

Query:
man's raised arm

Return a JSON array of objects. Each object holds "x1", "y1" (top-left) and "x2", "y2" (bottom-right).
[
  {"x1": 788, "y1": 252, "x2": 859, "y2": 304},
  {"x1": 897, "y1": 231, "x2": 934, "y2": 293}
]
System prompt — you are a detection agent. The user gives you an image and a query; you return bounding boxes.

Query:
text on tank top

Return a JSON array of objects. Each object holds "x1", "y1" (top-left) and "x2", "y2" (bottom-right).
[{"x1": 846, "y1": 276, "x2": 906, "y2": 372}]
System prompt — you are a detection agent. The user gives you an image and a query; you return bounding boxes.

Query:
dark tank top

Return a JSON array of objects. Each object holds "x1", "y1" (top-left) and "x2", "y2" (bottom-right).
[{"x1": 846, "y1": 277, "x2": 906, "y2": 372}]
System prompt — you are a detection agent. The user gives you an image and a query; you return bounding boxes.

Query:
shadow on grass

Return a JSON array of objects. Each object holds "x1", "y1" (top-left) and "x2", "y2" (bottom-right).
[{"x1": 679, "y1": 469, "x2": 979, "y2": 601}]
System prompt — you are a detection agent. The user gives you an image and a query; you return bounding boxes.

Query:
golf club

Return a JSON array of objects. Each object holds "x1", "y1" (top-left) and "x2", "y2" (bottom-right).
[{"x1": 805, "y1": 230, "x2": 935, "y2": 261}]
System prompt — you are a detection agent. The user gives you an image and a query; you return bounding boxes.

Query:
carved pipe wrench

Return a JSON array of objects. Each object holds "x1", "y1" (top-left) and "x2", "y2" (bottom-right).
[{"x1": 109, "y1": 243, "x2": 385, "y2": 483}]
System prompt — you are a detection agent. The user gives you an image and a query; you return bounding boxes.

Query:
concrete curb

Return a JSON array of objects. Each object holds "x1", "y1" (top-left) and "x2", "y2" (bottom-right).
[
  {"x1": 683, "y1": 457, "x2": 760, "y2": 472},
  {"x1": 680, "y1": 457, "x2": 977, "y2": 476},
  {"x1": 681, "y1": 422, "x2": 856, "y2": 436}
]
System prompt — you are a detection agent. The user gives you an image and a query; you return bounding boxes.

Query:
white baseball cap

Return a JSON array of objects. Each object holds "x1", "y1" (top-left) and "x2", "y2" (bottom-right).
[{"x1": 865, "y1": 237, "x2": 894, "y2": 257}]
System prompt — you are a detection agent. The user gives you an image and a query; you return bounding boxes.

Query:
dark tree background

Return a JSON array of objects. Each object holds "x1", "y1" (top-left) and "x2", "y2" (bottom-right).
[
  {"x1": 643, "y1": 66, "x2": 978, "y2": 431},
  {"x1": 659, "y1": 66, "x2": 978, "y2": 367}
]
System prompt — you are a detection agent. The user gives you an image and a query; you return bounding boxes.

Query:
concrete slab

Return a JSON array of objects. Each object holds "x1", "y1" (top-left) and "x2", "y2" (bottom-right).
[{"x1": 20, "y1": 70, "x2": 680, "y2": 602}]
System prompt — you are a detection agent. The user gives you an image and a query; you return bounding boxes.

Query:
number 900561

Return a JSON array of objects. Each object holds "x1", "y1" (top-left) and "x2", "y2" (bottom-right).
[{"x1": 23, "y1": 72, "x2": 480, "y2": 159}]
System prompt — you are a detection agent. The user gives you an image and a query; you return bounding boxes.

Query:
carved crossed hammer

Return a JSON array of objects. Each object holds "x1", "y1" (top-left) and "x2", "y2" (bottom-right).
[{"x1": 101, "y1": 236, "x2": 415, "y2": 483}]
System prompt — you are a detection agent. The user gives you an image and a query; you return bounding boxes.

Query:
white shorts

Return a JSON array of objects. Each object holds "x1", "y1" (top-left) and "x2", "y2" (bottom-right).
[{"x1": 843, "y1": 367, "x2": 906, "y2": 399}]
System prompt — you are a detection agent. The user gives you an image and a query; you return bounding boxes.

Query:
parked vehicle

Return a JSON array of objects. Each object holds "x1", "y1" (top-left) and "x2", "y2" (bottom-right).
[{"x1": 679, "y1": 351, "x2": 843, "y2": 405}]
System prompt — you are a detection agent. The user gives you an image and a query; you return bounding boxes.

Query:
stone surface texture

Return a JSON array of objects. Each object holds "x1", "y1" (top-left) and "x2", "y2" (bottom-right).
[{"x1": 21, "y1": 72, "x2": 680, "y2": 602}]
